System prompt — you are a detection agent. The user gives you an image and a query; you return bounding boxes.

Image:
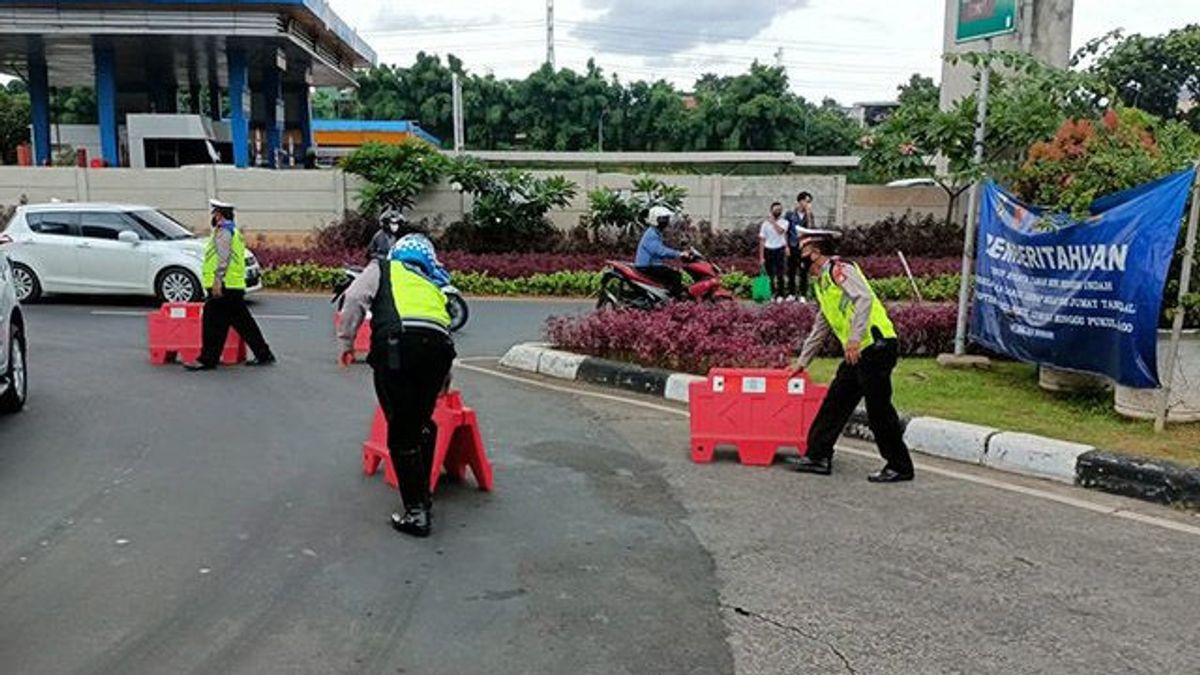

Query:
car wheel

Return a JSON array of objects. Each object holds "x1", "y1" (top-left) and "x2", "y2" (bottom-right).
[
  {"x1": 157, "y1": 268, "x2": 203, "y2": 303},
  {"x1": 0, "y1": 324, "x2": 27, "y2": 413},
  {"x1": 10, "y1": 263, "x2": 41, "y2": 303}
]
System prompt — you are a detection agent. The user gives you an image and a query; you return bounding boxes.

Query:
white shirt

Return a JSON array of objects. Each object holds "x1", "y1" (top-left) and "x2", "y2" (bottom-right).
[{"x1": 759, "y1": 218, "x2": 788, "y2": 250}]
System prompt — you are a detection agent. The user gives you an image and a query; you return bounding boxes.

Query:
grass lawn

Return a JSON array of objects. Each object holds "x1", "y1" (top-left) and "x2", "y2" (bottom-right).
[{"x1": 805, "y1": 358, "x2": 1200, "y2": 467}]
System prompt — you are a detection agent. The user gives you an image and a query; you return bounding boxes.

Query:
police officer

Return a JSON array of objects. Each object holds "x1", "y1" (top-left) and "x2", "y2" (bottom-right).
[
  {"x1": 790, "y1": 234, "x2": 915, "y2": 483},
  {"x1": 337, "y1": 234, "x2": 456, "y2": 537},
  {"x1": 184, "y1": 200, "x2": 275, "y2": 371}
]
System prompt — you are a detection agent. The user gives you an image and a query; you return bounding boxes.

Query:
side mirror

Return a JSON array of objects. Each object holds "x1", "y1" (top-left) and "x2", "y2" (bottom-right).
[{"x1": 117, "y1": 230, "x2": 140, "y2": 244}]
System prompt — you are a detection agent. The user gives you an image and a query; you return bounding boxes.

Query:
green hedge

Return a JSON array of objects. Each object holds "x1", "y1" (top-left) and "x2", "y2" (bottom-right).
[{"x1": 262, "y1": 262, "x2": 962, "y2": 301}]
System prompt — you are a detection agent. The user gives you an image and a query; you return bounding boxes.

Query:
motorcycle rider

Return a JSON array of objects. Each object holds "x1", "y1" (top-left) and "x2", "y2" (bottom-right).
[
  {"x1": 368, "y1": 207, "x2": 406, "y2": 262},
  {"x1": 635, "y1": 205, "x2": 692, "y2": 299}
]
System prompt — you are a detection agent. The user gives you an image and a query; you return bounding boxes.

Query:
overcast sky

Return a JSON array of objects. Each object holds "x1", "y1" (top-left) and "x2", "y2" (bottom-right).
[{"x1": 326, "y1": 0, "x2": 1196, "y2": 105}]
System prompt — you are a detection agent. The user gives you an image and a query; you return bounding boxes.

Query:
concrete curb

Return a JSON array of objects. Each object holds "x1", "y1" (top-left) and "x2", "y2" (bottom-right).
[{"x1": 497, "y1": 343, "x2": 1197, "y2": 509}]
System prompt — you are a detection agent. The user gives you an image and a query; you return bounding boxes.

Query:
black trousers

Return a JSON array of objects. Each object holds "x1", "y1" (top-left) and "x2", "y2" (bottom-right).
[
  {"x1": 636, "y1": 265, "x2": 685, "y2": 298},
  {"x1": 372, "y1": 329, "x2": 456, "y2": 511},
  {"x1": 199, "y1": 289, "x2": 272, "y2": 366},
  {"x1": 786, "y1": 246, "x2": 809, "y2": 298},
  {"x1": 806, "y1": 339, "x2": 914, "y2": 474},
  {"x1": 764, "y1": 247, "x2": 787, "y2": 298}
]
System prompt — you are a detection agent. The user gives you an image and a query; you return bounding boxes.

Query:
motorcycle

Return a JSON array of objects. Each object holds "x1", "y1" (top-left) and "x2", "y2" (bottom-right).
[
  {"x1": 596, "y1": 247, "x2": 735, "y2": 310},
  {"x1": 333, "y1": 266, "x2": 469, "y2": 333}
]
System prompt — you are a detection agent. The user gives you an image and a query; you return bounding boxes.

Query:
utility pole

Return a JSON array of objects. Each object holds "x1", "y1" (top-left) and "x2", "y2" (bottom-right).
[
  {"x1": 451, "y1": 72, "x2": 464, "y2": 153},
  {"x1": 546, "y1": 0, "x2": 555, "y2": 69},
  {"x1": 953, "y1": 38, "x2": 992, "y2": 356}
]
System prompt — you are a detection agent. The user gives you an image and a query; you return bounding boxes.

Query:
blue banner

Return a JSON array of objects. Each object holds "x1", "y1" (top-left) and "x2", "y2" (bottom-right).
[{"x1": 970, "y1": 169, "x2": 1196, "y2": 388}]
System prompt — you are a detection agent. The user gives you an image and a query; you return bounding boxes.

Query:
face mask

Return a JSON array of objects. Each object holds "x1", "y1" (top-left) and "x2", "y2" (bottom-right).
[{"x1": 388, "y1": 224, "x2": 400, "y2": 234}]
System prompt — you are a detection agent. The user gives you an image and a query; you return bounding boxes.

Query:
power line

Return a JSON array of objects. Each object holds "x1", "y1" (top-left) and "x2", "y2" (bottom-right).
[{"x1": 558, "y1": 19, "x2": 932, "y2": 55}]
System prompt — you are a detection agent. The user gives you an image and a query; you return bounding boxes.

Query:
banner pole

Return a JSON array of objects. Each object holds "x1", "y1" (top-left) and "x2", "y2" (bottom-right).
[
  {"x1": 954, "y1": 39, "x2": 992, "y2": 355},
  {"x1": 1155, "y1": 163, "x2": 1200, "y2": 432}
]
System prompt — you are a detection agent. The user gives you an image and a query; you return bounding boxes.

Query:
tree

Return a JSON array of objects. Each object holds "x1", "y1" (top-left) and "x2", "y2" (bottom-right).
[
  {"x1": 1084, "y1": 25, "x2": 1200, "y2": 132},
  {"x1": 859, "y1": 52, "x2": 1109, "y2": 226},
  {"x1": 0, "y1": 88, "x2": 29, "y2": 164}
]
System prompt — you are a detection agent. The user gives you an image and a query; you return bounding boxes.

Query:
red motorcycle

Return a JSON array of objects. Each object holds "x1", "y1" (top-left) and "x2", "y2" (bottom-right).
[{"x1": 596, "y1": 247, "x2": 735, "y2": 310}]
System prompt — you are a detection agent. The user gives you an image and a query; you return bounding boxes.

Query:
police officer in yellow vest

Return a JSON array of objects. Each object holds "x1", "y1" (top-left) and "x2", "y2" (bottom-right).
[
  {"x1": 337, "y1": 234, "x2": 456, "y2": 537},
  {"x1": 790, "y1": 234, "x2": 914, "y2": 483},
  {"x1": 184, "y1": 200, "x2": 275, "y2": 371}
]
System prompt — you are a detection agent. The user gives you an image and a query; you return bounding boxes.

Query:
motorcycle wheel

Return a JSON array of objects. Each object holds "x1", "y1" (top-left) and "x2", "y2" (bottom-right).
[
  {"x1": 596, "y1": 275, "x2": 621, "y2": 310},
  {"x1": 447, "y1": 294, "x2": 470, "y2": 332}
]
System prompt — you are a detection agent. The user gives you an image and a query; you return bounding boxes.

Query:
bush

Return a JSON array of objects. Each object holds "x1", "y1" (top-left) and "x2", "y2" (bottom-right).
[
  {"x1": 836, "y1": 213, "x2": 965, "y2": 257},
  {"x1": 342, "y1": 140, "x2": 448, "y2": 218},
  {"x1": 545, "y1": 302, "x2": 957, "y2": 374},
  {"x1": 443, "y1": 157, "x2": 577, "y2": 253},
  {"x1": 262, "y1": 263, "x2": 345, "y2": 291},
  {"x1": 588, "y1": 174, "x2": 688, "y2": 240},
  {"x1": 452, "y1": 271, "x2": 601, "y2": 297}
]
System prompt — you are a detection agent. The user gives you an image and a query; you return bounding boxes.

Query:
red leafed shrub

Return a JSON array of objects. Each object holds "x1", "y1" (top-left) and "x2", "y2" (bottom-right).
[{"x1": 545, "y1": 302, "x2": 957, "y2": 374}]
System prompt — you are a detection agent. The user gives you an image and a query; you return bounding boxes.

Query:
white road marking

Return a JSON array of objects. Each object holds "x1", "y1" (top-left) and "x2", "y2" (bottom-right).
[
  {"x1": 89, "y1": 310, "x2": 309, "y2": 321},
  {"x1": 456, "y1": 362, "x2": 1200, "y2": 539}
]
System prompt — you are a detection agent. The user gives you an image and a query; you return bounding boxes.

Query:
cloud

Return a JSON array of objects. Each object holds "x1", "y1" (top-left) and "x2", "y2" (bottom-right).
[
  {"x1": 572, "y1": 0, "x2": 810, "y2": 56},
  {"x1": 362, "y1": 8, "x2": 505, "y2": 34}
]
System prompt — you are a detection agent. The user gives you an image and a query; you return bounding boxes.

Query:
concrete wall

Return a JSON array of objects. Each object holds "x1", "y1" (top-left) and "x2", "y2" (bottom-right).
[
  {"x1": 0, "y1": 167, "x2": 949, "y2": 242},
  {"x1": 845, "y1": 184, "x2": 950, "y2": 225},
  {"x1": 0, "y1": 166, "x2": 345, "y2": 237}
]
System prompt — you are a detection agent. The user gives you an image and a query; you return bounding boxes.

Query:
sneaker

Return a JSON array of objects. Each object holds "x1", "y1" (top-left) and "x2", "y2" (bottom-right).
[{"x1": 786, "y1": 295, "x2": 796, "y2": 302}]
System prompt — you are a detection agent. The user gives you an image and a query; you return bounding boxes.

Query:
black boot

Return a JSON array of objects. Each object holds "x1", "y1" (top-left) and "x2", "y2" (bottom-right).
[
  {"x1": 390, "y1": 503, "x2": 431, "y2": 537},
  {"x1": 793, "y1": 456, "x2": 832, "y2": 475}
]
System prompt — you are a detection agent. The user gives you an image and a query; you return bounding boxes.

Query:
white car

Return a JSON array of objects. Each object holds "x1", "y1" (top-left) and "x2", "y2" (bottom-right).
[
  {"x1": 0, "y1": 203, "x2": 263, "y2": 303},
  {"x1": 0, "y1": 248, "x2": 27, "y2": 413}
]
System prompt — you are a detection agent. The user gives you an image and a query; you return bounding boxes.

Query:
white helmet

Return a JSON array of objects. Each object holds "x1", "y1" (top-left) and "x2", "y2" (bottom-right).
[{"x1": 647, "y1": 205, "x2": 676, "y2": 227}]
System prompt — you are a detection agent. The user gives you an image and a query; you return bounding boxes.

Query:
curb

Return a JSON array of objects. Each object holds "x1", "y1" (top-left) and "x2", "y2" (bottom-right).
[{"x1": 498, "y1": 343, "x2": 1200, "y2": 511}]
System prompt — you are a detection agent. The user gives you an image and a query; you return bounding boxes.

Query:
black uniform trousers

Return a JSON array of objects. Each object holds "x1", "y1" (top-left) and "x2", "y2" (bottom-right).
[
  {"x1": 198, "y1": 289, "x2": 272, "y2": 366},
  {"x1": 763, "y1": 247, "x2": 787, "y2": 299},
  {"x1": 786, "y1": 245, "x2": 810, "y2": 299},
  {"x1": 806, "y1": 338, "x2": 914, "y2": 474},
  {"x1": 372, "y1": 329, "x2": 456, "y2": 511}
]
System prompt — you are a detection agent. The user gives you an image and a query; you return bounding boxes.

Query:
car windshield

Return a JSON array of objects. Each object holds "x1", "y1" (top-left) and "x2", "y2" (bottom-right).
[{"x1": 128, "y1": 209, "x2": 195, "y2": 241}]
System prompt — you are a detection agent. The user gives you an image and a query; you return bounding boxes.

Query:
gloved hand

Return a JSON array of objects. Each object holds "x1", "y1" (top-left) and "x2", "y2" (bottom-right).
[{"x1": 338, "y1": 350, "x2": 356, "y2": 368}]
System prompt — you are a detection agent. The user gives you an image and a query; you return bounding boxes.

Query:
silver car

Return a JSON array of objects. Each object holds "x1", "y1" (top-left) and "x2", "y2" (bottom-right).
[
  {"x1": 0, "y1": 247, "x2": 27, "y2": 413},
  {"x1": 0, "y1": 203, "x2": 263, "y2": 303}
]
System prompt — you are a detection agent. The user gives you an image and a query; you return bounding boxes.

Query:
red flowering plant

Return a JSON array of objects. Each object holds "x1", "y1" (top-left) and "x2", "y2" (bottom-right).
[
  {"x1": 1011, "y1": 108, "x2": 1198, "y2": 217},
  {"x1": 545, "y1": 302, "x2": 957, "y2": 374}
]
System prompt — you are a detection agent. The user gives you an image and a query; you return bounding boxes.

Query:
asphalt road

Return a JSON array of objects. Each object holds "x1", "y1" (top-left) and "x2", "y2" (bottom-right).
[{"x1": 2, "y1": 294, "x2": 1199, "y2": 675}]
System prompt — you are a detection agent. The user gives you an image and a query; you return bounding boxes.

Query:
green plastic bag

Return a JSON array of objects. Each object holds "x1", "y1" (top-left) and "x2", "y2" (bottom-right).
[{"x1": 751, "y1": 268, "x2": 772, "y2": 304}]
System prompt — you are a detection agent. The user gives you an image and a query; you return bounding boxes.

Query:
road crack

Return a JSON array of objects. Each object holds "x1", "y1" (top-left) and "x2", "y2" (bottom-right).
[{"x1": 722, "y1": 603, "x2": 858, "y2": 675}]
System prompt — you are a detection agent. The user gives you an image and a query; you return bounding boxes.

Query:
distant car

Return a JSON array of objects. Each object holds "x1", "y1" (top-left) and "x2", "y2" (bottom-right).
[
  {"x1": 0, "y1": 248, "x2": 27, "y2": 413},
  {"x1": 0, "y1": 203, "x2": 263, "y2": 303}
]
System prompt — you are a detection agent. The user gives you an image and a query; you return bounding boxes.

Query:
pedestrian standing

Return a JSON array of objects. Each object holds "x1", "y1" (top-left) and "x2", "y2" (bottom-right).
[
  {"x1": 337, "y1": 234, "x2": 456, "y2": 537},
  {"x1": 184, "y1": 200, "x2": 275, "y2": 371},
  {"x1": 785, "y1": 191, "x2": 816, "y2": 302},
  {"x1": 758, "y1": 202, "x2": 789, "y2": 302},
  {"x1": 790, "y1": 234, "x2": 914, "y2": 483}
]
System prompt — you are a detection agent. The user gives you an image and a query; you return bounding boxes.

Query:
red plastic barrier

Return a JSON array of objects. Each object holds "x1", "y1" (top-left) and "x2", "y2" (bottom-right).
[
  {"x1": 146, "y1": 302, "x2": 246, "y2": 365},
  {"x1": 362, "y1": 389, "x2": 494, "y2": 493},
  {"x1": 333, "y1": 311, "x2": 371, "y2": 360},
  {"x1": 689, "y1": 368, "x2": 827, "y2": 466}
]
